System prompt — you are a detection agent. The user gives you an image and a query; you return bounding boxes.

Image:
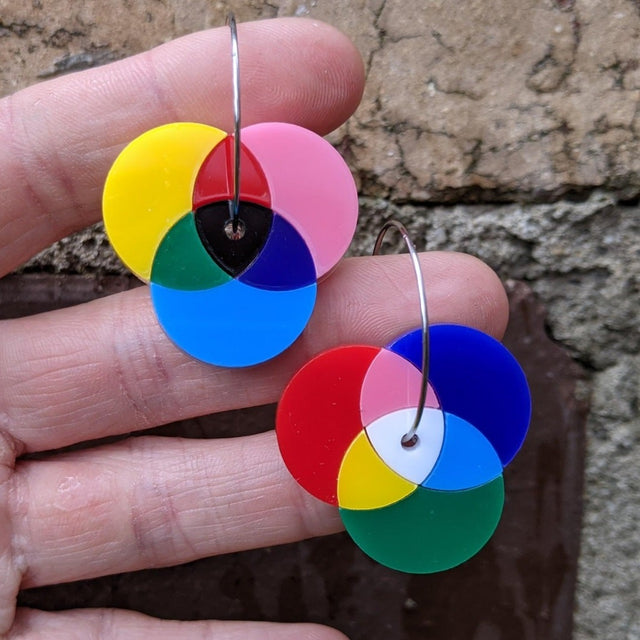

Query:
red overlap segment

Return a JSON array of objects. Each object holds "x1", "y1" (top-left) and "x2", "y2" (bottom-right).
[{"x1": 192, "y1": 136, "x2": 271, "y2": 210}]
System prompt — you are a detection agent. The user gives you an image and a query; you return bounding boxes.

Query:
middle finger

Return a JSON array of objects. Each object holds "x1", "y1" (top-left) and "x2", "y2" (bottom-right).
[{"x1": 0, "y1": 252, "x2": 507, "y2": 453}]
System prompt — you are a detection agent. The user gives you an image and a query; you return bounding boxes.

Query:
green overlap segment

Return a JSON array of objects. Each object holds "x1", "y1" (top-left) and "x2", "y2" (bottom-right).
[
  {"x1": 150, "y1": 212, "x2": 232, "y2": 290},
  {"x1": 340, "y1": 475, "x2": 505, "y2": 574}
]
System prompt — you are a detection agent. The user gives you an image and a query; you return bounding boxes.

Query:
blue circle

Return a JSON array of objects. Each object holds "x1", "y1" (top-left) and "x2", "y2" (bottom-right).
[
  {"x1": 151, "y1": 278, "x2": 317, "y2": 367},
  {"x1": 239, "y1": 214, "x2": 316, "y2": 291},
  {"x1": 388, "y1": 324, "x2": 531, "y2": 467}
]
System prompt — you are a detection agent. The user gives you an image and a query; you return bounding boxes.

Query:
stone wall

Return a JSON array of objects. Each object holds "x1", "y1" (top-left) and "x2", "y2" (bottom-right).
[{"x1": 2, "y1": 1, "x2": 639, "y2": 638}]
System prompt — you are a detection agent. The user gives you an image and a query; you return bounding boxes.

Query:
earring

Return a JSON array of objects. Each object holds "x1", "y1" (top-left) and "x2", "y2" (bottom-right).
[
  {"x1": 276, "y1": 220, "x2": 531, "y2": 574},
  {"x1": 102, "y1": 15, "x2": 358, "y2": 368}
]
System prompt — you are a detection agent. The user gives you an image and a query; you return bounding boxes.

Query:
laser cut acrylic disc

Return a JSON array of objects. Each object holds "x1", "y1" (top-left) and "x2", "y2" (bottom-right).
[
  {"x1": 103, "y1": 122, "x2": 358, "y2": 367},
  {"x1": 276, "y1": 324, "x2": 532, "y2": 573}
]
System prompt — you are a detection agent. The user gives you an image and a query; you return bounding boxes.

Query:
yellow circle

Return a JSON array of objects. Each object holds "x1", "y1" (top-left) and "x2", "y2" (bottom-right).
[
  {"x1": 337, "y1": 431, "x2": 417, "y2": 510},
  {"x1": 103, "y1": 123, "x2": 227, "y2": 281}
]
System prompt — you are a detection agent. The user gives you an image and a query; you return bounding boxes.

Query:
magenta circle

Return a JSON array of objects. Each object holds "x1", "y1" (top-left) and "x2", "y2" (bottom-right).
[
  {"x1": 241, "y1": 123, "x2": 358, "y2": 278},
  {"x1": 360, "y1": 348, "x2": 440, "y2": 428}
]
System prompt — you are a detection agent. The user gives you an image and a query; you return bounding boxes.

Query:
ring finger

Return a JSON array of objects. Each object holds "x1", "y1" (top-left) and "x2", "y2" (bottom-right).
[
  {"x1": 0, "y1": 252, "x2": 507, "y2": 453},
  {"x1": 13, "y1": 430, "x2": 339, "y2": 588}
]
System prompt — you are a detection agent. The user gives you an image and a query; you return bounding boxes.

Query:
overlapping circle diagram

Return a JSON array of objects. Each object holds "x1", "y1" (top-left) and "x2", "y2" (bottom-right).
[
  {"x1": 277, "y1": 324, "x2": 532, "y2": 573},
  {"x1": 103, "y1": 122, "x2": 358, "y2": 367}
]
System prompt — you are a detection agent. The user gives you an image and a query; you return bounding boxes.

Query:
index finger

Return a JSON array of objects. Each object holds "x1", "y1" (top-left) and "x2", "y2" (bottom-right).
[{"x1": 0, "y1": 18, "x2": 364, "y2": 276}]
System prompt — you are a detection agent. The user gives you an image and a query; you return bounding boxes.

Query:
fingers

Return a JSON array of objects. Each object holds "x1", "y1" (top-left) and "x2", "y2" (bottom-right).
[
  {"x1": 12, "y1": 432, "x2": 341, "y2": 588},
  {"x1": 0, "y1": 252, "x2": 508, "y2": 453},
  {"x1": 0, "y1": 18, "x2": 364, "y2": 275},
  {"x1": 11, "y1": 608, "x2": 349, "y2": 640}
]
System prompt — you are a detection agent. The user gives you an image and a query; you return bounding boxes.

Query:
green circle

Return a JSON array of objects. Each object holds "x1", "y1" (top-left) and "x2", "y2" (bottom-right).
[
  {"x1": 150, "y1": 212, "x2": 231, "y2": 290},
  {"x1": 340, "y1": 475, "x2": 504, "y2": 574}
]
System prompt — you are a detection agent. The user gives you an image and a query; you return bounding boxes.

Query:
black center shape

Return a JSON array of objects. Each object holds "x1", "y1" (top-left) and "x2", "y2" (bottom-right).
[{"x1": 194, "y1": 200, "x2": 274, "y2": 277}]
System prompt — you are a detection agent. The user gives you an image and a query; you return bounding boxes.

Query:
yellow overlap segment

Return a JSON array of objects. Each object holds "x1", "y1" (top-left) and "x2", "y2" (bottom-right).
[
  {"x1": 103, "y1": 123, "x2": 227, "y2": 281},
  {"x1": 337, "y1": 431, "x2": 417, "y2": 510}
]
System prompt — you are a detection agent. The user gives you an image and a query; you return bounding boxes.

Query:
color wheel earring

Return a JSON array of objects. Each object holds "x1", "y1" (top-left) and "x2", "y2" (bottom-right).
[
  {"x1": 102, "y1": 14, "x2": 358, "y2": 367},
  {"x1": 276, "y1": 220, "x2": 532, "y2": 574}
]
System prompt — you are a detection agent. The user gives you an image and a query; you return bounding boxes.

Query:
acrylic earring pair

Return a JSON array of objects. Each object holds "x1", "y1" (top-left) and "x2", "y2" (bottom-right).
[{"x1": 102, "y1": 16, "x2": 531, "y2": 574}]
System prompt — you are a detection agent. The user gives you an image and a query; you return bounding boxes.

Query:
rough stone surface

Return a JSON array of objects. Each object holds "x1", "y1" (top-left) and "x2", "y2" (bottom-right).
[
  {"x1": 355, "y1": 192, "x2": 640, "y2": 371},
  {"x1": 348, "y1": 0, "x2": 640, "y2": 202},
  {"x1": 0, "y1": 0, "x2": 226, "y2": 95},
  {"x1": 20, "y1": 222, "x2": 122, "y2": 274},
  {"x1": 1, "y1": 1, "x2": 639, "y2": 639},
  {"x1": 4, "y1": 0, "x2": 640, "y2": 201},
  {"x1": 581, "y1": 354, "x2": 640, "y2": 639}
]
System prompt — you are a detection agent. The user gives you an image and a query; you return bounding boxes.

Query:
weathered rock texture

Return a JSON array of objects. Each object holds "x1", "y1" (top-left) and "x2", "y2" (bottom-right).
[
  {"x1": 1, "y1": 1, "x2": 639, "y2": 639},
  {"x1": 4, "y1": 0, "x2": 640, "y2": 201}
]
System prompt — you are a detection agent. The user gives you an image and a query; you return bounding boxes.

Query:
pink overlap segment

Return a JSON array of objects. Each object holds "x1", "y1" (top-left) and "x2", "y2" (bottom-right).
[
  {"x1": 360, "y1": 349, "x2": 440, "y2": 428},
  {"x1": 241, "y1": 123, "x2": 359, "y2": 278}
]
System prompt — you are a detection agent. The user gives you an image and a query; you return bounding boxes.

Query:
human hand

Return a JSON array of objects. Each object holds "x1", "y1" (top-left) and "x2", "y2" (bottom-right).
[{"x1": 0, "y1": 18, "x2": 508, "y2": 639}]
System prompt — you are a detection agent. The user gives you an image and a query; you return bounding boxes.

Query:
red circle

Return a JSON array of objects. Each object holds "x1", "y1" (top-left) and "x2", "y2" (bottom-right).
[{"x1": 276, "y1": 345, "x2": 380, "y2": 505}]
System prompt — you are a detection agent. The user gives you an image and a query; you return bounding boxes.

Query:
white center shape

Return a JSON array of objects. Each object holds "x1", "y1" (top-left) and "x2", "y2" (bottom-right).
[{"x1": 365, "y1": 407, "x2": 445, "y2": 485}]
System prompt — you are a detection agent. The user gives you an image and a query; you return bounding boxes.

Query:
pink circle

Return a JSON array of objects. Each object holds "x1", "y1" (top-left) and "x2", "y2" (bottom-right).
[
  {"x1": 241, "y1": 123, "x2": 358, "y2": 278},
  {"x1": 360, "y1": 348, "x2": 440, "y2": 427}
]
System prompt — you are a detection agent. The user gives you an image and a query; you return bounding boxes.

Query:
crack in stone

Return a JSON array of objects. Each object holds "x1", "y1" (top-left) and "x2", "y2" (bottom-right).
[
  {"x1": 0, "y1": 20, "x2": 43, "y2": 38},
  {"x1": 37, "y1": 45, "x2": 121, "y2": 78},
  {"x1": 599, "y1": 57, "x2": 640, "y2": 90},
  {"x1": 424, "y1": 75, "x2": 483, "y2": 101},
  {"x1": 553, "y1": 0, "x2": 576, "y2": 9},
  {"x1": 526, "y1": 45, "x2": 575, "y2": 94},
  {"x1": 431, "y1": 29, "x2": 455, "y2": 54},
  {"x1": 47, "y1": 27, "x2": 86, "y2": 48}
]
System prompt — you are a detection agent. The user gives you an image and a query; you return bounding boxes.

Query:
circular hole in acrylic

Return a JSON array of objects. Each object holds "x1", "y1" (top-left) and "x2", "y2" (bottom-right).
[{"x1": 224, "y1": 217, "x2": 246, "y2": 240}]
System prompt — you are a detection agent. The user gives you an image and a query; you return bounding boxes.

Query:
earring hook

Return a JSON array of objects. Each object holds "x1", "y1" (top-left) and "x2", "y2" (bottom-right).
[
  {"x1": 372, "y1": 220, "x2": 430, "y2": 448},
  {"x1": 227, "y1": 12, "x2": 242, "y2": 236}
]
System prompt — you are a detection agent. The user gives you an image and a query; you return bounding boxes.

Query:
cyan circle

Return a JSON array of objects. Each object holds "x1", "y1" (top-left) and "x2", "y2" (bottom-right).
[
  {"x1": 151, "y1": 278, "x2": 317, "y2": 367},
  {"x1": 421, "y1": 412, "x2": 503, "y2": 491}
]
